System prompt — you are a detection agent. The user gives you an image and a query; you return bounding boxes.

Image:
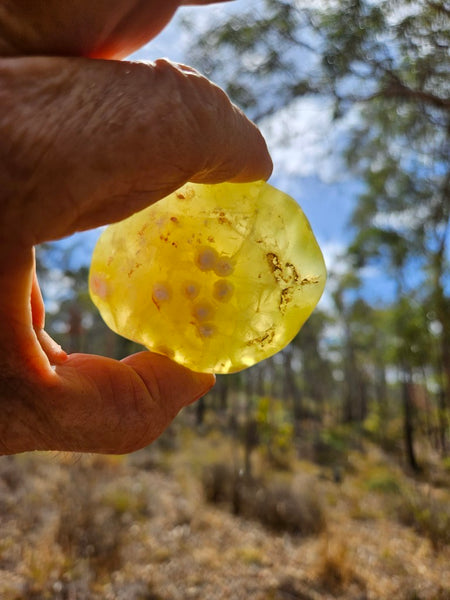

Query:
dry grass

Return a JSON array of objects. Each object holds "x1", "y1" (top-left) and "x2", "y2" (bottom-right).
[
  {"x1": 0, "y1": 433, "x2": 449, "y2": 600},
  {"x1": 202, "y1": 462, "x2": 326, "y2": 535},
  {"x1": 394, "y1": 484, "x2": 450, "y2": 549}
]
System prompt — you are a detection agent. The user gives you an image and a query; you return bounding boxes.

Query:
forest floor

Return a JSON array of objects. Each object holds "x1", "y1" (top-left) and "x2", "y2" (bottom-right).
[{"x1": 0, "y1": 422, "x2": 449, "y2": 600}]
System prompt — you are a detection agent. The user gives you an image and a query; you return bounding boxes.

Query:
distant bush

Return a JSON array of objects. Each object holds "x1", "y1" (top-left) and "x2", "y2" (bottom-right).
[
  {"x1": 363, "y1": 469, "x2": 401, "y2": 494},
  {"x1": 312, "y1": 425, "x2": 354, "y2": 469},
  {"x1": 202, "y1": 462, "x2": 325, "y2": 536},
  {"x1": 252, "y1": 477, "x2": 326, "y2": 535},
  {"x1": 395, "y1": 485, "x2": 450, "y2": 549},
  {"x1": 202, "y1": 461, "x2": 236, "y2": 505},
  {"x1": 255, "y1": 397, "x2": 295, "y2": 470}
]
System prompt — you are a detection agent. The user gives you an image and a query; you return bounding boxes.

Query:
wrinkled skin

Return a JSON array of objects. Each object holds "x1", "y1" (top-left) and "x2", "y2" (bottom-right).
[{"x1": 0, "y1": 0, "x2": 272, "y2": 455}]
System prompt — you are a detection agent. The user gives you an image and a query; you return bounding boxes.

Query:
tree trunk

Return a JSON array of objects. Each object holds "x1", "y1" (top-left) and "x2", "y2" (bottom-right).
[
  {"x1": 437, "y1": 388, "x2": 448, "y2": 456},
  {"x1": 196, "y1": 395, "x2": 205, "y2": 426},
  {"x1": 342, "y1": 336, "x2": 364, "y2": 424},
  {"x1": 68, "y1": 303, "x2": 82, "y2": 353},
  {"x1": 215, "y1": 375, "x2": 229, "y2": 413},
  {"x1": 431, "y1": 234, "x2": 449, "y2": 454},
  {"x1": 402, "y1": 372, "x2": 420, "y2": 472},
  {"x1": 282, "y1": 346, "x2": 302, "y2": 433}
]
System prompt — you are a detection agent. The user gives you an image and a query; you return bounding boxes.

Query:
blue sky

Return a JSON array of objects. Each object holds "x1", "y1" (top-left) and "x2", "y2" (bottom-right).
[
  {"x1": 45, "y1": 1, "x2": 378, "y2": 312},
  {"x1": 71, "y1": 8, "x2": 356, "y2": 252},
  {"x1": 128, "y1": 1, "x2": 361, "y2": 248}
]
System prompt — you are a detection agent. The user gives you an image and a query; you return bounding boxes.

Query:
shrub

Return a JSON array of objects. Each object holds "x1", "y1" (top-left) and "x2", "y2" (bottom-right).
[
  {"x1": 202, "y1": 462, "x2": 326, "y2": 536},
  {"x1": 364, "y1": 469, "x2": 401, "y2": 494},
  {"x1": 395, "y1": 486, "x2": 450, "y2": 549},
  {"x1": 251, "y1": 477, "x2": 325, "y2": 535},
  {"x1": 201, "y1": 461, "x2": 236, "y2": 505}
]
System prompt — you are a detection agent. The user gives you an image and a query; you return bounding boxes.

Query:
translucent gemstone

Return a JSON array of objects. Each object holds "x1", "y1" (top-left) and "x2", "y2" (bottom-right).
[{"x1": 89, "y1": 181, "x2": 326, "y2": 374}]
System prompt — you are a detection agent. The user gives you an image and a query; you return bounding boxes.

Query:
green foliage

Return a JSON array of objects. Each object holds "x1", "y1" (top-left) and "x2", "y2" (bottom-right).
[
  {"x1": 443, "y1": 456, "x2": 450, "y2": 473},
  {"x1": 185, "y1": 0, "x2": 449, "y2": 453},
  {"x1": 255, "y1": 396, "x2": 294, "y2": 455},
  {"x1": 185, "y1": 0, "x2": 318, "y2": 120},
  {"x1": 363, "y1": 469, "x2": 401, "y2": 494},
  {"x1": 293, "y1": 309, "x2": 335, "y2": 409},
  {"x1": 33, "y1": 1, "x2": 450, "y2": 492},
  {"x1": 313, "y1": 425, "x2": 354, "y2": 468},
  {"x1": 320, "y1": 426, "x2": 351, "y2": 455},
  {"x1": 363, "y1": 402, "x2": 403, "y2": 452}
]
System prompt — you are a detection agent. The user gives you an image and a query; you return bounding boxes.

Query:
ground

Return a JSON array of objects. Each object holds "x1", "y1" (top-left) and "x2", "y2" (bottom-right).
[{"x1": 0, "y1": 425, "x2": 449, "y2": 600}]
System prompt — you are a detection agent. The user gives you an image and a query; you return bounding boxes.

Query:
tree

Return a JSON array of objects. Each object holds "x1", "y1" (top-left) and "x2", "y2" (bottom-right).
[
  {"x1": 294, "y1": 309, "x2": 335, "y2": 419},
  {"x1": 186, "y1": 0, "x2": 449, "y2": 449},
  {"x1": 189, "y1": 1, "x2": 449, "y2": 117},
  {"x1": 37, "y1": 243, "x2": 143, "y2": 359}
]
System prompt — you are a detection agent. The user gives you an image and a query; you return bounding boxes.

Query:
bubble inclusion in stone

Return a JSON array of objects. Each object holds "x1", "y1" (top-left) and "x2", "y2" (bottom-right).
[{"x1": 89, "y1": 180, "x2": 327, "y2": 374}]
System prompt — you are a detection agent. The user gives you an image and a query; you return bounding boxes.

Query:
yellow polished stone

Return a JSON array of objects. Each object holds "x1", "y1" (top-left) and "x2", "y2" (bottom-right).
[{"x1": 89, "y1": 181, "x2": 326, "y2": 373}]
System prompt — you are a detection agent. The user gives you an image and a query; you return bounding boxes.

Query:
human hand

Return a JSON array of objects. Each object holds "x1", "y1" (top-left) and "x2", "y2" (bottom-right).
[{"x1": 0, "y1": 1, "x2": 272, "y2": 455}]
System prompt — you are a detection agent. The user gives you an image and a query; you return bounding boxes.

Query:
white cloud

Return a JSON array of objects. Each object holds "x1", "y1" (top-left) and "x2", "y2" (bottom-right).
[
  {"x1": 320, "y1": 240, "x2": 349, "y2": 276},
  {"x1": 372, "y1": 205, "x2": 431, "y2": 231},
  {"x1": 260, "y1": 97, "x2": 357, "y2": 184},
  {"x1": 130, "y1": 1, "x2": 259, "y2": 62},
  {"x1": 41, "y1": 269, "x2": 74, "y2": 314},
  {"x1": 130, "y1": 2, "x2": 360, "y2": 191},
  {"x1": 314, "y1": 240, "x2": 348, "y2": 312}
]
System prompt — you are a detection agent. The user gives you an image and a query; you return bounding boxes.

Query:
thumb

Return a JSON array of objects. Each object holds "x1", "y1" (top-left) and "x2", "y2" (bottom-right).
[
  {"x1": 0, "y1": 247, "x2": 214, "y2": 455},
  {"x1": 2, "y1": 351, "x2": 214, "y2": 455},
  {"x1": 48, "y1": 351, "x2": 215, "y2": 454}
]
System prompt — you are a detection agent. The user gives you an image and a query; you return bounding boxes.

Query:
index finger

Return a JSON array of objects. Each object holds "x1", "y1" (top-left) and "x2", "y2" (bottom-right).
[{"x1": 0, "y1": 56, "x2": 272, "y2": 251}]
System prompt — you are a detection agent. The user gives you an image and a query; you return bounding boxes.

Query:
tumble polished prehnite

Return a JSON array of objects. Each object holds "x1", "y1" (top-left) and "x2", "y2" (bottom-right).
[{"x1": 89, "y1": 181, "x2": 326, "y2": 373}]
